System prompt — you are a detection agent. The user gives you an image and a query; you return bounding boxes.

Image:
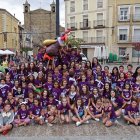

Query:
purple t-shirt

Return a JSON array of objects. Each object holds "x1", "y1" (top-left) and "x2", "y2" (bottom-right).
[
  {"x1": 43, "y1": 83, "x2": 53, "y2": 91},
  {"x1": 31, "y1": 106, "x2": 42, "y2": 116},
  {"x1": 46, "y1": 69, "x2": 54, "y2": 75},
  {"x1": 6, "y1": 82, "x2": 14, "y2": 89},
  {"x1": 58, "y1": 104, "x2": 71, "y2": 114},
  {"x1": 95, "y1": 80, "x2": 104, "y2": 89},
  {"x1": 80, "y1": 93, "x2": 89, "y2": 106},
  {"x1": 125, "y1": 105, "x2": 139, "y2": 115},
  {"x1": 132, "y1": 83, "x2": 140, "y2": 91},
  {"x1": 104, "y1": 105, "x2": 116, "y2": 119},
  {"x1": 37, "y1": 53, "x2": 43, "y2": 61},
  {"x1": 52, "y1": 88, "x2": 61, "y2": 100},
  {"x1": 61, "y1": 53, "x2": 70, "y2": 65},
  {"x1": 53, "y1": 74, "x2": 62, "y2": 82},
  {"x1": 17, "y1": 109, "x2": 29, "y2": 119},
  {"x1": 60, "y1": 86, "x2": 69, "y2": 97},
  {"x1": 75, "y1": 69, "x2": 81, "y2": 79},
  {"x1": 115, "y1": 97, "x2": 124, "y2": 108},
  {"x1": 27, "y1": 99, "x2": 34, "y2": 109},
  {"x1": 78, "y1": 81, "x2": 88, "y2": 89},
  {"x1": 122, "y1": 90, "x2": 131, "y2": 100},
  {"x1": 117, "y1": 80, "x2": 125, "y2": 90},
  {"x1": 88, "y1": 83, "x2": 96, "y2": 91},
  {"x1": 34, "y1": 79, "x2": 43, "y2": 87},
  {"x1": 47, "y1": 99, "x2": 57, "y2": 106},
  {"x1": 22, "y1": 87, "x2": 28, "y2": 98},
  {"x1": 125, "y1": 78, "x2": 134, "y2": 85},
  {"x1": 0, "y1": 84, "x2": 10, "y2": 100},
  {"x1": 103, "y1": 90, "x2": 110, "y2": 99},
  {"x1": 40, "y1": 97, "x2": 48, "y2": 108},
  {"x1": 111, "y1": 74, "x2": 118, "y2": 84}
]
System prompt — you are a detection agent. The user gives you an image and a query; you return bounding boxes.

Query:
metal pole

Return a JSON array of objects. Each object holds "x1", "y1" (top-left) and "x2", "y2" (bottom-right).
[
  {"x1": 56, "y1": 0, "x2": 60, "y2": 37},
  {"x1": 138, "y1": 50, "x2": 140, "y2": 65}
]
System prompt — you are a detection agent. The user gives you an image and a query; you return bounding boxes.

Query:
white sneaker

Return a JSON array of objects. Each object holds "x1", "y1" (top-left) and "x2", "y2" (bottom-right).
[
  {"x1": 76, "y1": 121, "x2": 81, "y2": 126},
  {"x1": 45, "y1": 120, "x2": 48, "y2": 123},
  {"x1": 47, "y1": 123, "x2": 53, "y2": 126},
  {"x1": 95, "y1": 118, "x2": 100, "y2": 122},
  {"x1": 85, "y1": 120, "x2": 89, "y2": 124}
]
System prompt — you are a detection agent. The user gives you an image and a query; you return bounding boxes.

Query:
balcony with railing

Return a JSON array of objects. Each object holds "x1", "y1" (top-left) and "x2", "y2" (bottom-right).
[
  {"x1": 118, "y1": 14, "x2": 130, "y2": 22},
  {"x1": 132, "y1": 36, "x2": 140, "y2": 43},
  {"x1": 80, "y1": 21, "x2": 91, "y2": 30},
  {"x1": 117, "y1": 35, "x2": 130, "y2": 43},
  {"x1": 93, "y1": 20, "x2": 105, "y2": 28},
  {"x1": 67, "y1": 23, "x2": 77, "y2": 30},
  {"x1": 81, "y1": 37, "x2": 105, "y2": 44},
  {"x1": 117, "y1": 36, "x2": 140, "y2": 43},
  {"x1": 133, "y1": 14, "x2": 140, "y2": 21}
]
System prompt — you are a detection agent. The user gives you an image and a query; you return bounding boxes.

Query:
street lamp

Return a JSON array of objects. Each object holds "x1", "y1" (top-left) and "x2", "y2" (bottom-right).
[{"x1": 56, "y1": 0, "x2": 60, "y2": 37}]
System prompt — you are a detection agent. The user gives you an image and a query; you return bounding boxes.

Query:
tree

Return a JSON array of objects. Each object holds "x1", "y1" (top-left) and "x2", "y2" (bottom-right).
[{"x1": 66, "y1": 35, "x2": 85, "y2": 48}]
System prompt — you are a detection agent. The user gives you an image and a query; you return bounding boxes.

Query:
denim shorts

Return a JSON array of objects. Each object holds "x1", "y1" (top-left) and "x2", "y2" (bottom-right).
[{"x1": 110, "y1": 118, "x2": 116, "y2": 123}]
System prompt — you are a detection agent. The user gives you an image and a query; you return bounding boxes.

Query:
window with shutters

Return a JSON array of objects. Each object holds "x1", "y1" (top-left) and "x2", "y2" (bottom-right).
[
  {"x1": 83, "y1": 15, "x2": 88, "y2": 28},
  {"x1": 133, "y1": 28, "x2": 140, "y2": 42},
  {"x1": 118, "y1": 6, "x2": 130, "y2": 21},
  {"x1": 118, "y1": 29, "x2": 128, "y2": 41},
  {"x1": 97, "y1": 13, "x2": 103, "y2": 26},
  {"x1": 83, "y1": 31, "x2": 88, "y2": 42},
  {"x1": 132, "y1": 48, "x2": 140, "y2": 57},
  {"x1": 70, "y1": 16, "x2": 75, "y2": 28},
  {"x1": 134, "y1": 6, "x2": 140, "y2": 21},
  {"x1": 70, "y1": 1, "x2": 75, "y2": 13},
  {"x1": 96, "y1": 30, "x2": 103, "y2": 43},
  {"x1": 97, "y1": 0, "x2": 103, "y2": 8},
  {"x1": 83, "y1": 0, "x2": 88, "y2": 11}
]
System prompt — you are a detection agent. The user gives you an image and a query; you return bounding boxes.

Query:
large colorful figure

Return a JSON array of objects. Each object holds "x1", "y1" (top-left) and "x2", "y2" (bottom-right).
[{"x1": 43, "y1": 30, "x2": 71, "y2": 60}]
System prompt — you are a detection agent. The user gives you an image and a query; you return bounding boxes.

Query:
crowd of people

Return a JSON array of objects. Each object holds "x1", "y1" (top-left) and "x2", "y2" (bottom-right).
[{"x1": 0, "y1": 47, "x2": 140, "y2": 135}]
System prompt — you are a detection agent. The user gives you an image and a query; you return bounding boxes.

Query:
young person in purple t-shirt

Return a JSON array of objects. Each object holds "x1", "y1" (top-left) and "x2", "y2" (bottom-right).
[
  {"x1": 72, "y1": 98, "x2": 90, "y2": 126},
  {"x1": 30, "y1": 99, "x2": 44, "y2": 125},
  {"x1": 124, "y1": 100, "x2": 140, "y2": 125},
  {"x1": 0, "y1": 79, "x2": 10, "y2": 101},
  {"x1": 122, "y1": 83, "x2": 132, "y2": 105},
  {"x1": 14, "y1": 103, "x2": 30, "y2": 127},
  {"x1": 40, "y1": 90, "x2": 49, "y2": 112},
  {"x1": 58, "y1": 97, "x2": 71, "y2": 124},
  {"x1": 88, "y1": 97, "x2": 103, "y2": 121},
  {"x1": 110, "y1": 90, "x2": 125, "y2": 117},
  {"x1": 102, "y1": 98, "x2": 117, "y2": 127},
  {"x1": 44, "y1": 105, "x2": 58, "y2": 126}
]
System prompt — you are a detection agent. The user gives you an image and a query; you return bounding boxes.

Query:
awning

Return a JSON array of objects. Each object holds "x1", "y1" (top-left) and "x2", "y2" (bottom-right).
[
  {"x1": 0, "y1": 50, "x2": 15, "y2": 55},
  {"x1": 0, "y1": 50, "x2": 5, "y2": 54}
]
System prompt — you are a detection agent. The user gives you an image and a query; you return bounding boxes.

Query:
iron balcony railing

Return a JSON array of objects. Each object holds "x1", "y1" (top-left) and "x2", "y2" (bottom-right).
[
  {"x1": 133, "y1": 14, "x2": 140, "y2": 21},
  {"x1": 93, "y1": 20, "x2": 105, "y2": 28},
  {"x1": 67, "y1": 23, "x2": 77, "y2": 30},
  {"x1": 117, "y1": 36, "x2": 140, "y2": 43},
  {"x1": 80, "y1": 37, "x2": 105, "y2": 44},
  {"x1": 80, "y1": 21, "x2": 91, "y2": 29}
]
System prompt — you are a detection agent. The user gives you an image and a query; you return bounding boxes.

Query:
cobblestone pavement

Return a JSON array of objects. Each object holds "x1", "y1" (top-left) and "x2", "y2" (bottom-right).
[{"x1": 1, "y1": 120, "x2": 140, "y2": 140}]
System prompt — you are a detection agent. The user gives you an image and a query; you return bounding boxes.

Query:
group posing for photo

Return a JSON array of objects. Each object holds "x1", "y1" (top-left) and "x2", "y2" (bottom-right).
[{"x1": 0, "y1": 48, "x2": 140, "y2": 135}]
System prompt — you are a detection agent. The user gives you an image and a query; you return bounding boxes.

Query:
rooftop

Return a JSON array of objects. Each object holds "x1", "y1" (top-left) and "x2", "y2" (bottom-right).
[{"x1": 0, "y1": 8, "x2": 19, "y2": 22}]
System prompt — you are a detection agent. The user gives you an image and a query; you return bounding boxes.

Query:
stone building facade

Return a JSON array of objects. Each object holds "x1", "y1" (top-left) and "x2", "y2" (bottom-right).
[
  {"x1": 23, "y1": 0, "x2": 57, "y2": 47},
  {"x1": 0, "y1": 8, "x2": 19, "y2": 51}
]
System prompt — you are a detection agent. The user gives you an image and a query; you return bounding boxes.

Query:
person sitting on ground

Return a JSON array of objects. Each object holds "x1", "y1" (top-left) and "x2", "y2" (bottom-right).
[{"x1": 0, "y1": 103, "x2": 14, "y2": 135}]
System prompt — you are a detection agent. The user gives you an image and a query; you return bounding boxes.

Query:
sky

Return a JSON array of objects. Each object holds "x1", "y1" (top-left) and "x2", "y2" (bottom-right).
[{"x1": 0, "y1": 0, "x2": 65, "y2": 27}]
